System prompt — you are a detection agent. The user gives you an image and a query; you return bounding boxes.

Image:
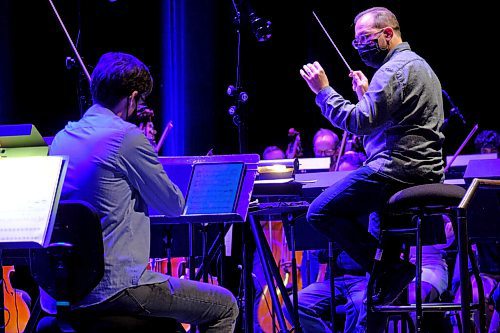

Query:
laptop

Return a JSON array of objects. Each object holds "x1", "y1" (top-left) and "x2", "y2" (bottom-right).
[{"x1": 151, "y1": 161, "x2": 246, "y2": 224}]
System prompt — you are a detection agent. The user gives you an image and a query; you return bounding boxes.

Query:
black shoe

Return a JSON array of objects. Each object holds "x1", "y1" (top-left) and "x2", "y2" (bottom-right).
[{"x1": 371, "y1": 260, "x2": 416, "y2": 305}]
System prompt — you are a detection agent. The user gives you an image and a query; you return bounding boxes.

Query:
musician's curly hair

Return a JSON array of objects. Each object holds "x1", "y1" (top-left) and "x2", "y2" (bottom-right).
[
  {"x1": 474, "y1": 130, "x2": 500, "y2": 153},
  {"x1": 90, "y1": 52, "x2": 153, "y2": 108}
]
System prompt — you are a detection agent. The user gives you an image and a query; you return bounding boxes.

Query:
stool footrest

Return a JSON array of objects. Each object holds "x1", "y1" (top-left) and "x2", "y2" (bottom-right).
[
  {"x1": 382, "y1": 228, "x2": 418, "y2": 238},
  {"x1": 372, "y1": 302, "x2": 481, "y2": 313}
]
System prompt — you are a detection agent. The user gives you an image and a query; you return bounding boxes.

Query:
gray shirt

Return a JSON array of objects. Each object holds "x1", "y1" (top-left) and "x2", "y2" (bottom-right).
[
  {"x1": 316, "y1": 42, "x2": 444, "y2": 184},
  {"x1": 49, "y1": 104, "x2": 185, "y2": 307}
]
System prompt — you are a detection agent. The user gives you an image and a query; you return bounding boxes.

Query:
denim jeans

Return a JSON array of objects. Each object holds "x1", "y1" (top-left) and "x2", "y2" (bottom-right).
[
  {"x1": 283, "y1": 275, "x2": 367, "y2": 333},
  {"x1": 77, "y1": 278, "x2": 239, "y2": 333},
  {"x1": 306, "y1": 166, "x2": 409, "y2": 273}
]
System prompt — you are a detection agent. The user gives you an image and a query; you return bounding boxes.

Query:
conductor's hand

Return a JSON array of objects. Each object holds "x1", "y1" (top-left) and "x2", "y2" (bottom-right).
[
  {"x1": 349, "y1": 70, "x2": 369, "y2": 101},
  {"x1": 300, "y1": 61, "x2": 329, "y2": 95}
]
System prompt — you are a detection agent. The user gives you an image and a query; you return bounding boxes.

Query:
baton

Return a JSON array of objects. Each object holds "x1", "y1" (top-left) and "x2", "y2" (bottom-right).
[{"x1": 312, "y1": 11, "x2": 353, "y2": 73}]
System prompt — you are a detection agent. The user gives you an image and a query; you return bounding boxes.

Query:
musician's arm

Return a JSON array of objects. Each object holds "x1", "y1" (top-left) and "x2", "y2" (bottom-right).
[
  {"x1": 117, "y1": 129, "x2": 185, "y2": 216},
  {"x1": 315, "y1": 67, "x2": 403, "y2": 135}
]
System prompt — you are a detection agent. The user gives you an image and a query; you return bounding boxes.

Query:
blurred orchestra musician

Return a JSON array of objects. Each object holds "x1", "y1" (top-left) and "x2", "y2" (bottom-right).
[
  {"x1": 286, "y1": 128, "x2": 304, "y2": 159},
  {"x1": 337, "y1": 151, "x2": 367, "y2": 172},
  {"x1": 474, "y1": 129, "x2": 500, "y2": 154},
  {"x1": 312, "y1": 128, "x2": 340, "y2": 169},
  {"x1": 262, "y1": 145, "x2": 286, "y2": 160}
]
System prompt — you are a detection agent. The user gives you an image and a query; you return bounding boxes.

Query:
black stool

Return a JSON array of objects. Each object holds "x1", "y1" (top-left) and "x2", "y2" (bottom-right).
[{"x1": 366, "y1": 183, "x2": 486, "y2": 333}]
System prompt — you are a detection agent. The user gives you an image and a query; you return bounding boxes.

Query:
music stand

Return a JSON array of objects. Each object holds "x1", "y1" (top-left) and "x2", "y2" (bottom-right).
[
  {"x1": 0, "y1": 157, "x2": 67, "y2": 249},
  {"x1": 151, "y1": 154, "x2": 258, "y2": 263},
  {"x1": 151, "y1": 154, "x2": 258, "y2": 332},
  {"x1": 151, "y1": 154, "x2": 258, "y2": 222},
  {"x1": 0, "y1": 124, "x2": 49, "y2": 157},
  {"x1": 0, "y1": 126, "x2": 67, "y2": 330}
]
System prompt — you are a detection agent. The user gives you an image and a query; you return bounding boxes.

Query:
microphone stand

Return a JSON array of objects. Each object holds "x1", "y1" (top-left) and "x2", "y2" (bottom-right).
[
  {"x1": 48, "y1": 0, "x2": 91, "y2": 82},
  {"x1": 48, "y1": 0, "x2": 92, "y2": 116},
  {"x1": 227, "y1": 0, "x2": 249, "y2": 154},
  {"x1": 227, "y1": 4, "x2": 252, "y2": 333},
  {"x1": 442, "y1": 89, "x2": 466, "y2": 128}
]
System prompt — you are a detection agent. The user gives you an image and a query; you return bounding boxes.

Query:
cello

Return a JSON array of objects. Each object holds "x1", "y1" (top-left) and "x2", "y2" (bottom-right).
[{"x1": 2, "y1": 265, "x2": 30, "y2": 333}]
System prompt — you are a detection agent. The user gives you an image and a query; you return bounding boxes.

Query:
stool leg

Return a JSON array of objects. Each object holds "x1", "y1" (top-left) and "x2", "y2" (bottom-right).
[
  {"x1": 415, "y1": 215, "x2": 423, "y2": 332},
  {"x1": 328, "y1": 241, "x2": 337, "y2": 333},
  {"x1": 366, "y1": 241, "x2": 383, "y2": 330},
  {"x1": 457, "y1": 208, "x2": 472, "y2": 333},
  {"x1": 405, "y1": 312, "x2": 416, "y2": 333},
  {"x1": 468, "y1": 242, "x2": 487, "y2": 333}
]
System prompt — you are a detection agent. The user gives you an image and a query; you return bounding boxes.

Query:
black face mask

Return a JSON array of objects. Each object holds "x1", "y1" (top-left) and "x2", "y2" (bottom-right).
[{"x1": 357, "y1": 40, "x2": 389, "y2": 68}]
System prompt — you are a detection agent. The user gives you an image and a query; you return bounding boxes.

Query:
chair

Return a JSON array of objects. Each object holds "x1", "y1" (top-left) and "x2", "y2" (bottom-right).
[
  {"x1": 30, "y1": 200, "x2": 183, "y2": 333},
  {"x1": 366, "y1": 183, "x2": 487, "y2": 333}
]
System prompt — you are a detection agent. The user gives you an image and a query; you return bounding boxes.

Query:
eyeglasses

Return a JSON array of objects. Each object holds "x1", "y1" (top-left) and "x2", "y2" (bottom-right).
[
  {"x1": 314, "y1": 149, "x2": 336, "y2": 157},
  {"x1": 352, "y1": 28, "x2": 384, "y2": 49}
]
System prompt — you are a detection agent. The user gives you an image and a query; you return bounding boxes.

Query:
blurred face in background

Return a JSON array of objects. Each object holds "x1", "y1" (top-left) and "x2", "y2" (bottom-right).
[
  {"x1": 263, "y1": 147, "x2": 285, "y2": 160},
  {"x1": 313, "y1": 134, "x2": 337, "y2": 157}
]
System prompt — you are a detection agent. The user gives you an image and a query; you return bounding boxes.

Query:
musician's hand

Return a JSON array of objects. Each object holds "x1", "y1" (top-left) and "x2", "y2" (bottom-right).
[
  {"x1": 300, "y1": 61, "x2": 329, "y2": 95},
  {"x1": 349, "y1": 70, "x2": 369, "y2": 101}
]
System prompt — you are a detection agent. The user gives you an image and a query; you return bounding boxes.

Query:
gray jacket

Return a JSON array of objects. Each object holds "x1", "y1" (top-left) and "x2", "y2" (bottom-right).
[{"x1": 316, "y1": 42, "x2": 444, "y2": 184}]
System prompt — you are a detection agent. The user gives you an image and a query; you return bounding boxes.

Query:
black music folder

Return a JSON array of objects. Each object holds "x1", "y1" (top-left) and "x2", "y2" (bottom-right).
[
  {"x1": 150, "y1": 154, "x2": 259, "y2": 224},
  {"x1": 177, "y1": 162, "x2": 245, "y2": 223}
]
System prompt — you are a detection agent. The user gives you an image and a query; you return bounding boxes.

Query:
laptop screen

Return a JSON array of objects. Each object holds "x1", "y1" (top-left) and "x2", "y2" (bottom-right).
[{"x1": 183, "y1": 162, "x2": 245, "y2": 215}]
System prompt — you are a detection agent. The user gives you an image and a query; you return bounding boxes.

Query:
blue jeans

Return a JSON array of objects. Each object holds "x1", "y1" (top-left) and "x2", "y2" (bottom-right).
[
  {"x1": 77, "y1": 278, "x2": 239, "y2": 333},
  {"x1": 306, "y1": 166, "x2": 409, "y2": 273},
  {"x1": 284, "y1": 275, "x2": 367, "y2": 333}
]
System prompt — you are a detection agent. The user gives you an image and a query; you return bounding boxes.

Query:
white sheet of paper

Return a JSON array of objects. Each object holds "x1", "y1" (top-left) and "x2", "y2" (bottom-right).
[{"x1": 0, "y1": 156, "x2": 63, "y2": 246}]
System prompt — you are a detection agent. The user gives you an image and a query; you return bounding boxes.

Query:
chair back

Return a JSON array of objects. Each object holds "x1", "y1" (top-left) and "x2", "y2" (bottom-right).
[{"x1": 31, "y1": 200, "x2": 104, "y2": 303}]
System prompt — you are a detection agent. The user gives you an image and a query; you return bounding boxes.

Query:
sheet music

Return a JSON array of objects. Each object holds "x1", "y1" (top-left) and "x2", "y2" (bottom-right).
[
  {"x1": 0, "y1": 156, "x2": 64, "y2": 246},
  {"x1": 184, "y1": 163, "x2": 244, "y2": 215}
]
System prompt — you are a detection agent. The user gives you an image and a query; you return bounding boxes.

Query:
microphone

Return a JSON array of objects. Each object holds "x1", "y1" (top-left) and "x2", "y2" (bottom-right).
[{"x1": 442, "y1": 89, "x2": 466, "y2": 125}]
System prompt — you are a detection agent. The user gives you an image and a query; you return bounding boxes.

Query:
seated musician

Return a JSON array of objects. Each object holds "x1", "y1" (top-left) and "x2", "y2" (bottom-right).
[
  {"x1": 47, "y1": 52, "x2": 238, "y2": 332},
  {"x1": 300, "y1": 7, "x2": 446, "y2": 332}
]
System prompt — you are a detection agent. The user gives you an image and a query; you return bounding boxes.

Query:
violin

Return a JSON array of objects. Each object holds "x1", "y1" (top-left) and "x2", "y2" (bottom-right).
[
  {"x1": 136, "y1": 105, "x2": 173, "y2": 155},
  {"x1": 2, "y1": 265, "x2": 30, "y2": 333},
  {"x1": 286, "y1": 128, "x2": 303, "y2": 159},
  {"x1": 136, "y1": 106, "x2": 158, "y2": 148}
]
